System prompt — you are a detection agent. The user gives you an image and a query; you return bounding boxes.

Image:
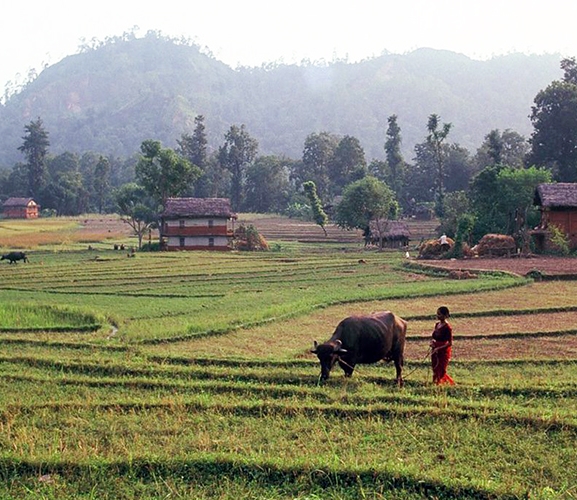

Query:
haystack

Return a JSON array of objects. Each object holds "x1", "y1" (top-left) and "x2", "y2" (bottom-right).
[
  {"x1": 417, "y1": 236, "x2": 454, "y2": 259},
  {"x1": 233, "y1": 225, "x2": 269, "y2": 251},
  {"x1": 475, "y1": 234, "x2": 516, "y2": 257}
]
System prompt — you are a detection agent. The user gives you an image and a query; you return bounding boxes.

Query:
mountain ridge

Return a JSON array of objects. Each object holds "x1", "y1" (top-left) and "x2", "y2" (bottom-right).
[{"x1": 0, "y1": 34, "x2": 563, "y2": 167}]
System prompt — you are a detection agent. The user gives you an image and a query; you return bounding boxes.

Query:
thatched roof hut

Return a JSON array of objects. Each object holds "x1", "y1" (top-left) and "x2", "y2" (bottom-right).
[
  {"x1": 533, "y1": 183, "x2": 577, "y2": 250},
  {"x1": 534, "y1": 183, "x2": 577, "y2": 208},
  {"x1": 368, "y1": 220, "x2": 410, "y2": 248}
]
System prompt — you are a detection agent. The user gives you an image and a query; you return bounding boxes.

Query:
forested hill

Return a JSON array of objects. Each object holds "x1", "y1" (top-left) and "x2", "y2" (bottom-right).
[{"x1": 0, "y1": 33, "x2": 563, "y2": 167}]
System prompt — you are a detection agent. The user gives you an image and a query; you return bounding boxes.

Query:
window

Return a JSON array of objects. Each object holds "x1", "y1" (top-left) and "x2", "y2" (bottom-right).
[
  {"x1": 179, "y1": 237, "x2": 185, "y2": 247},
  {"x1": 208, "y1": 237, "x2": 215, "y2": 247},
  {"x1": 179, "y1": 220, "x2": 185, "y2": 228},
  {"x1": 208, "y1": 219, "x2": 214, "y2": 228}
]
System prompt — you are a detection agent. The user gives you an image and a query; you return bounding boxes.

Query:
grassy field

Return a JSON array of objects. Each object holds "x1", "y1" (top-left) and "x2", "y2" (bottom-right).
[{"x1": 0, "y1": 217, "x2": 576, "y2": 499}]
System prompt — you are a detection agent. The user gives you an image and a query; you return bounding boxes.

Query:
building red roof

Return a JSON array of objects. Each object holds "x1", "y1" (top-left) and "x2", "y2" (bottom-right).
[
  {"x1": 3, "y1": 197, "x2": 38, "y2": 208},
  {"x1": 161, "y1": 198, "x2": 235, "y2": 218}
]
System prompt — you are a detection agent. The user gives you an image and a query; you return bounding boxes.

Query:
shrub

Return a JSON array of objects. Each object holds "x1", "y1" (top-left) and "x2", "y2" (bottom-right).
[
  {"x1": 41, "y1": 208, "x2": 57, "y2": 217},
  {"x1": 525, "y1": 268, "x2": 544, "y2": 281},
  {"x1": 140, "y1": 242, "x2": 161, "y2": 252},
  {"x1": 548, "y1": 224, "x2": 570, "y2": 256}
]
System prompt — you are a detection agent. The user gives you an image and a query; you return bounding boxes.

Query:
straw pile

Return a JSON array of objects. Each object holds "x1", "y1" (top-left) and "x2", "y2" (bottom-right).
[
  {"x1": 233, "y1": 225, "x2": 269, "y2": 251},
  {"x1": 417, "y1": 237, "x2": 454, "y2": 259},
  {"x1": 475, "y1": 234, "x2": 516, "y2": 257}
]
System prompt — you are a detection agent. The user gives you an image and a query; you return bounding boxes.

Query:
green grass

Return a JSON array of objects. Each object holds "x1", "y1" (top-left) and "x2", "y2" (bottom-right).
[
  {"x1": 0, "y1": 248, "x2": 526, "y2": 343},
  {"x1": 0, "y1": 346, "x2": 575, "y2": 499},
  {"x1": 0, "y1": 238, "x2": 576, "y2": 499},
  {"x1": 0, "y1": 304, "x2": 102, "y2": 332}
]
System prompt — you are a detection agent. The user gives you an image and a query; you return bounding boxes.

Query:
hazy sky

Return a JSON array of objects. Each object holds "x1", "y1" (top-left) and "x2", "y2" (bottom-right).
[{"x1": 2, "y1": 0, "x2": 576, "y2": 89}]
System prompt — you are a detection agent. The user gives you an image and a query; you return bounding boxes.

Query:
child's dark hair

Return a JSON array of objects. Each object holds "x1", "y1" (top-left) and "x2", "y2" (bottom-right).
[{"x1": 438, "y1": 306, "x2": 450, "y2": 317}]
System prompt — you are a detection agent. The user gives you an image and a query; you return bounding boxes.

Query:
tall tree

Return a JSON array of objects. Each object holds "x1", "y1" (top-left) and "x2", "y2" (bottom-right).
[
  {"x1": 218, "y1": 124, "x2": 258, "y2": 211},
  {"x1": 473, "y1": 129, "x2": 528, "y2": 170},
  {"x1": 529, "y1": 57, "x2": 577, "y2": 181},
  {"x1": 426, "y1": 114, "x2": 452, "y2": 217},
  {"x1": 43, "y1": 152, "x2": 89, "y2": 215},
  {"x1": 37, "y1": 152, "x2": 87, "y2": 215},
  {"x1": 177, "y1": 114, "x2": 208, "y2": 169},
  {"x1": 136, "y1": 139, "x2": 201, "y2": 206},
  {"x1": 561, "y1": 56, "x2": 577, "y2": 85},
  {"x1": 486, "y1": 129, "x2": 503, "y2": 165},
  {"x1": 201, "y1": 156, "x2": 231, "y2": 198},
  {"x1": 18, "y1": 117, "x2": 50, "y2": 199},
  {"x1": 384, "y1": 114, "x2": 406, "y2": 195},
  {"x1": 93, "y1": 156, "x2": 111, "y2": 213},
  {"x1": 443, "y1": 144, "x2": 473, "y2": 193},
  {"x1": 244, "y1": 155, "x2": 291, "y2": 213},
  {"x1": 178, "y1": 114, "x2": 210, "y2": 197},
  {"x1": 405, "y1": 139, "x2": 472, "y2": 206},
  {"x1": 296, "y1": 132, "x2": 339, "y2": 200},
  {"x1": 42, "y1": 173, "x2": 87, "y2": 215},
  {"x1": 330, "y1": 135, "x2": 367, "y2": 195}
]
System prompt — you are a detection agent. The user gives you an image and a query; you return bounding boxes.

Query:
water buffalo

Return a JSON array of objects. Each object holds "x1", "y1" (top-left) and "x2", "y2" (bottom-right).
[
  {"x1": 1, "y1": 251, "x2": 28, "y2": 264},
  {"x1": 311, "y1": 311, "x2": 407, "y2": 386}
]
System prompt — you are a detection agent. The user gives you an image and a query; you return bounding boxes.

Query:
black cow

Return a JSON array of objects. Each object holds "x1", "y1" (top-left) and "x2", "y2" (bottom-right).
[
  {"x1": 311, "y1": 311, "x2": 407, "y2": 386},
  {"x1": 1, "y1": 251, "x2": 28, "y2": 264}
]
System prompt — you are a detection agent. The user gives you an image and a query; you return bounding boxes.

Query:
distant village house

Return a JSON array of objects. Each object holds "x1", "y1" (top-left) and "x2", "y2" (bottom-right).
[
  {"x1": 367, "y1": 219, "x2": 410, "y2": 248},
  {"x1": 160, "y1": 197, "x2": 236, "y2": 251},
  {"x1": 2, "y1": 197, "x2": 40, "y2": 219},
  {"x1": 533, "y1": 183, "x2": 577, "y2": 250}
]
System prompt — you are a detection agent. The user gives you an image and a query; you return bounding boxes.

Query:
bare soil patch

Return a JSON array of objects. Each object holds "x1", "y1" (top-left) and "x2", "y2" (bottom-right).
[
  {"x1": 78, "y1": 217, "x2": 133, "y2": 236},
  {"x1": 418, "y1": 255, "x2": 577, "y2": 277}
]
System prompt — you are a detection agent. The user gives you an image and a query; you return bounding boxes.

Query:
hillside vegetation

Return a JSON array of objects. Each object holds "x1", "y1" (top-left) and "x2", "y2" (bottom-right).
[{"x1": 0, "y1": 32, "x2": 563, "y2": 167}]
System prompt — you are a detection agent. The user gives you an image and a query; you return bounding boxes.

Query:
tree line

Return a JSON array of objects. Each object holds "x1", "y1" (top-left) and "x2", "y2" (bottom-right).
[{"x1": 1, "y1": 57, "x2": 576, "y2": 249}]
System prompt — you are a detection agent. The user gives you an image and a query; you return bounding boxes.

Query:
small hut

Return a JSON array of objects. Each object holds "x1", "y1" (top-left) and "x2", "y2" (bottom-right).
[
  {"x1": 533, "y1": 183, "x2": 577, "y2": 250},
  {"x1": 368, "y1": 220, "x2": 410, "y2": 248},
  {"x1": 2, "y1": 197, "x2": 40, "y2": 219}
]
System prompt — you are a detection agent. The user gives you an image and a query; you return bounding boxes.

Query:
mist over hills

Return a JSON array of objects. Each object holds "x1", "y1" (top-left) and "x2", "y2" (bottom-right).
[{"x1": 0, "y1": 33, "x2": 563, "y2": 167}]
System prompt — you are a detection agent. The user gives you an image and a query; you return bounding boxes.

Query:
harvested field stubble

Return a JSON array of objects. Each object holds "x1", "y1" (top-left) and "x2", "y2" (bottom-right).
[
  {"x1": 0, "y1": 217, "x2": 577, "y2": 499},
  {"x1": 154, "y1": 280, "x2": 577, "y2": 362}
]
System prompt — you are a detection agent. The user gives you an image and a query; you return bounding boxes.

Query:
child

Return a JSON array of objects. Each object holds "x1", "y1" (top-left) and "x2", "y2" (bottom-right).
[{"x1": 430, "y1": 306, "x2": 455, "y2": 385}]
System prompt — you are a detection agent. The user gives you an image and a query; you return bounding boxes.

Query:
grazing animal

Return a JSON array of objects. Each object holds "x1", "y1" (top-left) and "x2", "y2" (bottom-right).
[
  {"x1": 1, "y1": 251, "x2": 28, "y2": 264},
  {"x1": 311, "y1": 311, "x2": 407, "y2": 386}
]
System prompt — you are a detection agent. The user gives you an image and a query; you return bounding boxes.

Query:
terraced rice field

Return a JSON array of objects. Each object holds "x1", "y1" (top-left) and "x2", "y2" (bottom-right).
[
  {"x1": 0, "y1": 217, "x2": 575, "y2": 499},
  {"x1": 240, "y1": 214, "x2": 439, "y2": 245}
]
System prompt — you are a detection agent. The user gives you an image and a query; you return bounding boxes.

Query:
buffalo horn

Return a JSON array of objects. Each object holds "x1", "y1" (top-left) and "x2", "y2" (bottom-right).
[{"x1": 333, "y1": 340, "x2": 348, "y2": 354}]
